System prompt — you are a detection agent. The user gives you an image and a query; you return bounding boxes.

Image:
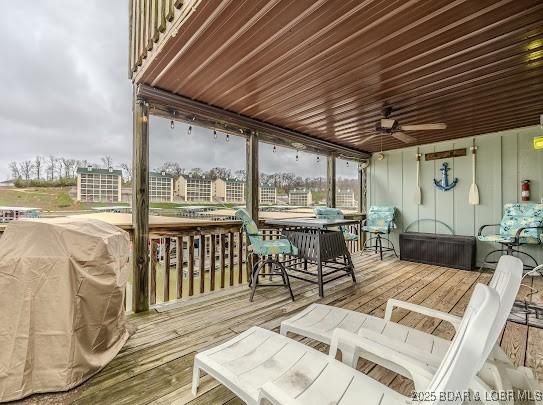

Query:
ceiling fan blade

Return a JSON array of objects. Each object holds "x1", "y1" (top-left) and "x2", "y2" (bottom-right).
[
  {"x1": 400, "y1": 123, "x2": 447, "y2": 131},
  {"x1": 358, "y1": 134, "x2": 381, "y2": 146},
  {"x1": 380, "y1": 118, "x2": 396, "y2": 129},
  {"x1": 391, "y1": 132, "x2": 417, "y2": 143}
]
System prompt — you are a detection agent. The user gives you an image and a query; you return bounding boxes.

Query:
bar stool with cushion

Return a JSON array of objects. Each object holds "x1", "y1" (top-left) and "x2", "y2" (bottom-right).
[
  {"x1": 235, "y1": 209, "x2": 297, "y2": 301},
  {"x1": 313, "y1": 207, "x2": 358, "y2": 241},
  {"x1": 362, "y1": 206, "x2": 398, "y2": 260},
  {"x1": 478, "y1": 203, "x2": 543, "y2": 271}
]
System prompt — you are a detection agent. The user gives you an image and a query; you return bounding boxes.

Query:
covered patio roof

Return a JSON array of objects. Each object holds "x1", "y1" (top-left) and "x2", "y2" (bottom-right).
[{"x1": 131, "y1": 0, "x2": 543, "y2": 153}]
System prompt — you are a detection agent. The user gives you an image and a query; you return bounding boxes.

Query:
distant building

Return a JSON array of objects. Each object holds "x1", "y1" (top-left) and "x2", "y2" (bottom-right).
[
  {"x1": 336, "y1": 189, "x2": 356, "y2": 208},
  {"x1": 214, "y1": 178, "x2": 245, "y2": 203},
  {"x1": 149, "y1": 171, "x2": 174, "y2": 202},
  {"x1": 259, "y1": 185, "x2": 277, "y2": 205},
  {"x1": 288, "y1": 189, "x2": 312, "y2": 206},
  {"x1": 175, "y1": 175, "x2": 213, "y2": 202},
  {"x1": 76, "y1": 167, "x2": 122, "y2": 202},
  {"x1": 0, "y1": 207, "x2": 41, "y2": 223}
]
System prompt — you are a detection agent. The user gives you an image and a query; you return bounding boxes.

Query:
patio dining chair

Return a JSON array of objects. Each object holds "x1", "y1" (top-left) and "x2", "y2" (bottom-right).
[
  {"x1": 280, "y1": 256, "x2": 533, "y2": 396},
  {"x1": 478, "y1": 203, "x2": 543, "y2": 271},
  {"x1": 192, "y1": 284, "x2": 500, "y2": 405},
  {"x1": 361, "y1": 205, "x2": 398, "y2": 260},
  {"x1": 236, "y1": 209, "x2": 296, "y2": 302},
  {"x1": 313, "y1": 207, "x2": 358, "y2": 241}
]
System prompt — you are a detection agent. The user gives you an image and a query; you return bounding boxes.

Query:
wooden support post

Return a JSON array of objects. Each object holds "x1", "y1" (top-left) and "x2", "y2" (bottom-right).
[
  {"x1": 246, "y1": 131, "x2": 259, "y2": 221},
  {"x1": 327, "y1": 153, "x2": 336, "y2": 208},
  {"x1": 220, "y1": 234, "x2": 226, "y2": 289},
  {"x1": 229, "y1": 232, "x2": 234, "y2": 286},
  {"x1": 150, "y1": 239, "x2": 157, "y2": 305},
  {"x1": 163, "y1": 237, "x2": 170, "y2": 301},
  {"x1": 237, "y1": 231, "x2": 243, "y2": 284},
  {"x1": 358, "y1": 164, "x2": 366, "y2": 251},
  {"x1": 132, "y1": 98, "x2": 150, "y2": 313}
]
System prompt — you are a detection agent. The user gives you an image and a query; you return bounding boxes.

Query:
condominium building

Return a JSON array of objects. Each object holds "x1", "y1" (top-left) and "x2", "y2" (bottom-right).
[
  {"x1": 76, "y1": 167, "x2": 122, "y2": 202},
  {"x1": 175, "y1": 175, "x2": 213, "y2": 202},
  {"x1": 149, "y1": 171, "x2": 174, "y2": 202},
  {"x1": 259, "y1": 185, "x2": 277, "y2": 205},
  {"x1": 336, "y1": 189, "x2": 356, "y2": 208},
  {"x1": 214, "y1": 178, "x2": 245, "y2": 203},
  {"x1": 288, "y1": 189, "x2": 312, "y2": 206}
]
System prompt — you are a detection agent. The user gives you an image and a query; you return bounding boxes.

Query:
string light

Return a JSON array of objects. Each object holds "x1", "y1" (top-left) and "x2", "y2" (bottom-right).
[
  {"x1": 213, "y1": 129, "x2": 217, "y2": 140},
  {"x1": 170, "y1": 111, "x2": 175, "y2": 129},
  {"x1": 273, "y1": 145, "x2": 276, "y2": 153},
  {"x1": 187, "y1": 125, "x2": 192, "y2": 135},
  {"x1": 316, "y1": 156, "x2": 320, "y2": 163},
  {"x1": 226, "y1": 134, "x2": 230, "y2": 142},
  {"x1": 296, "y1": 150, "x2": 299, "y2": 161},
  {"x1": 346, "y1": 161, "x2": 349, "y2": 167}
]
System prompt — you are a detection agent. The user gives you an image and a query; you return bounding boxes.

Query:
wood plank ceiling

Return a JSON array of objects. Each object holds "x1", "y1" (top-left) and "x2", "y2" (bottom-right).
[{"x1": 135, "y1": 0, "x2": 543, "y2": 153}]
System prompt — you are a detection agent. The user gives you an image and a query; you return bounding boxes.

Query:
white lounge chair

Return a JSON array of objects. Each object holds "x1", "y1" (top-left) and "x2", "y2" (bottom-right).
[
  {"x1": 193, "y1": 284, "x2": 500, "y2": 405},
  {"x1": 280, "y1": 256, "x2": 524, "y2": 377}
]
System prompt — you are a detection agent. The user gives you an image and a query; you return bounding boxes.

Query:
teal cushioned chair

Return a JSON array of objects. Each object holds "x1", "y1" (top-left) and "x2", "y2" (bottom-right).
[
  {"x1": 236, "y1": 209, "x2": 296, "y2": 301},
  {"x1": 361, "y1": 206, "x2": 398, "y2": 260},
  {"x1": 313, "y1": 207, "x2": 358, "y2": 241},
  {"x1": 478, "y1": 203, "x2": 543, "y2": 270}
]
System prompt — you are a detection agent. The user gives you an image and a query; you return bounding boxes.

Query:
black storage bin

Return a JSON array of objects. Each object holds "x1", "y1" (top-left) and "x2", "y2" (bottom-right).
[{"x1": 399, "y1": 232, "x2": 476, "y2": 270}]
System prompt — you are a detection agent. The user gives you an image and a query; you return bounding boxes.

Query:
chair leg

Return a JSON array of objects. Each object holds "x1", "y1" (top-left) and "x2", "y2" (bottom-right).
[
  {"x1": 276, "y1": 261, "x2": 294, "y2": 301},
  {"x1": 378, "y1": 234, "x2": 383, "y2": 260},
  {"x1": 250, "y1": 261, "x2": 265, "y2": 302}
]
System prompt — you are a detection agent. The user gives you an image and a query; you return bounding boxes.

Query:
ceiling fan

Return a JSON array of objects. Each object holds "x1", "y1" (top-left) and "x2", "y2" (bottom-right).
[{"x1": 359, "y1": 106, "x2": 447, "y2": 146}]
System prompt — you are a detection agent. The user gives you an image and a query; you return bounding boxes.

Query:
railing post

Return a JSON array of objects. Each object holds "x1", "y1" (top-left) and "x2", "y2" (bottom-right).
[
  {"x1": 132, "y1": 97, "x2": 150, "y2": 313},
  {"x1": 327, "y1": 153, "x2": 336, "y2": 208},
  {"x1": 246, "y1": 131, "x2": 259, "y2": 221}
]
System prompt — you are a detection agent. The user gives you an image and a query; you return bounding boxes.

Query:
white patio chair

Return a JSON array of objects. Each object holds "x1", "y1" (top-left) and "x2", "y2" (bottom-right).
[
  {"x1": 280, "y1": 256, "x2": 527, "y2": 389},
  {"x1": 193, "y1": 284, "x2": 499, "y2": 405}
]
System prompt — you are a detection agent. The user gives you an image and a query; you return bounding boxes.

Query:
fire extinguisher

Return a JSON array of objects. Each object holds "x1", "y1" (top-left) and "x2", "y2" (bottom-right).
[{"x1": 521, "y1": 180, "x2": 530, "y2": 202}]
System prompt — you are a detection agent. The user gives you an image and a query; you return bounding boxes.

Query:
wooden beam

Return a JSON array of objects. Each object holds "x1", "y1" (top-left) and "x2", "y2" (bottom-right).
[
  {"x1": 132, "y1": 98, "x2": 150, "y2": 313},
  {"x1": 327, "y1": 153, "x2": 336, "y2": 208},
  {"x1": 136, "y1": 84, "x2": 370, "y2": 160},
  {"x1": 246, "y1": 131, "x2": 259, "y2": 220}
]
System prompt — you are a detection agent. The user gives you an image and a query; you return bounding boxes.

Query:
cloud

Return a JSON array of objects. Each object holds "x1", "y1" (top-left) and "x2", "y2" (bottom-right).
[{"x1": 0, "y1": 1, "x2": 358, "y2": 181}]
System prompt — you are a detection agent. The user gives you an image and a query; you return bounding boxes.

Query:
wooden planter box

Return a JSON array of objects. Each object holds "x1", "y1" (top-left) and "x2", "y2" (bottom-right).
[{"x1": 399, "y1": 232, "x2": 476, "y2": 271}]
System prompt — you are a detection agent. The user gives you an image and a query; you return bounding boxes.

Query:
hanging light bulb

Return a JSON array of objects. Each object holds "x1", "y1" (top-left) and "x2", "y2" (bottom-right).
[
  {"x1": 213, "y1": 129, "x2": 217, "y2": 140},
  {"x1": 316, "y1": 156, "x2": 320, "y2": 163},
  {"x1": 187, "y1": 125, "x2": 192, "y2": 135},
  {"x1": 170, "y1": 111, "x2": 175, "y2": 129},
  {"x1": 226, "y1": 134, "x2": 230, "y2": 142},
  {"x1": 296, "y1": 150, "x2": 299, "y2": 161},
  {"x1": 273, "y1": 145, "x2": 276, "y2": 153},
  {"x1": 346, "y1": 161, "x2": 349, "y2": 167}
]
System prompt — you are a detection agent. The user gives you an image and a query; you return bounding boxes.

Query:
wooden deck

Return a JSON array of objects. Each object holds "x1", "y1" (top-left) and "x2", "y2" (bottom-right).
[{"x1": 20, "y1": 253, "x2": 543, "y2": 404}]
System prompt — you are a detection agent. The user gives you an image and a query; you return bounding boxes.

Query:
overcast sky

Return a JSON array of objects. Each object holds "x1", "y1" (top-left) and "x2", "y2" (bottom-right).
[{"x1": 0, "y1": 1, "x2": 357, "y2": 180}]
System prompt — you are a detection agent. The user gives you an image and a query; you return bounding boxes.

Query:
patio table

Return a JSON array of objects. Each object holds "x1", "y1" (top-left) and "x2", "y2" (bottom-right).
[{"x1": 265, "y1": 218, "x2": 358, "y2": 297}]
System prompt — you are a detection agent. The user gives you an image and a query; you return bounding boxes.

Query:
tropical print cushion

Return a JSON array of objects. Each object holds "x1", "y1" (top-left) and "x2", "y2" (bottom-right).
[
  {"x1": 314, "y1": 207, "x2": 358, "y2": 241},
  {"x1": 477, "y1": 234, "x2": 540, "y2": 244},
  {"x1": 364, "y1": 206, "x2": 396, "y2": 233},
  {"x1": 235, "y1": 208, "x2": 298, "y2": 256},
  {"x1": 499, "y1": 203, "x2": 543, "y2": 241}
]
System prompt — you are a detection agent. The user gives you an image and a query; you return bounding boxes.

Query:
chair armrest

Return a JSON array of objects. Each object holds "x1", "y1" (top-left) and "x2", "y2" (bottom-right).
[
  {"x1": 514, "y1": 226, "x2": 543, "y2": 244},
  {"x1": 384, "y1": 299, "x2": 462, "y2": 332},
  {"x1": 477, "y1": 224, "x2": 501, "y2": 237},
  {"x1": 329, "y1": 329, "x2": 435, "y2": 391},
  {"x1": 258, "y1": 382, "x2": 301, "y2": 405}
]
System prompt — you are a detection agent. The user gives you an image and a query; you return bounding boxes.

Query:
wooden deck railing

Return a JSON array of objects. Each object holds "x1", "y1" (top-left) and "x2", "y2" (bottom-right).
[
  {"x1": 129, "y1": 0, "x2": 199, "y2": 79},
  {"x1": 141, "y1": 219, "x2": 364, "y2": 309}
]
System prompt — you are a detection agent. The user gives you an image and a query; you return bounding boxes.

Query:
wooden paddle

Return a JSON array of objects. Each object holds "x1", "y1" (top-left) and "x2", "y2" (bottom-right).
[
  {"x1": 416, "y1": 150, "x2": 422, "y2": 205},
  {"x1": 469, "y1": 140, "x2": 480, "y2": 205}
]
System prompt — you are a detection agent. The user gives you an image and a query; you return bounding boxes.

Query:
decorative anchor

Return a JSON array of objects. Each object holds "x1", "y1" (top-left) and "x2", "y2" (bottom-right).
[{"x1": 433, "y1": 162, "x2": 458, "y2": 191}]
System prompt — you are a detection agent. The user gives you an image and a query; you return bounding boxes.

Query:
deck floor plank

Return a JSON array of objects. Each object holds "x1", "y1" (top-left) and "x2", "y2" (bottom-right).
[{"x1": 18, "y1": 254, "x2": 543, "y2": 404}]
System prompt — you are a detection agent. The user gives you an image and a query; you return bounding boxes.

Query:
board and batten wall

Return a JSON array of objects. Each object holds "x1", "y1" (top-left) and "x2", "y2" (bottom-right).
[{"x1": 367, "y1": 126, "x2": 543, "y2": 266}]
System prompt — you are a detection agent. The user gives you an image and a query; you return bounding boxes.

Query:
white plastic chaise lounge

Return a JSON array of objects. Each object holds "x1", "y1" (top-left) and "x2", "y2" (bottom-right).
[
  {"x1": 280, "y1": 255, "x2": 537, "y2": 392},
  {"x1": 193, "y1": 284, "x2": 499, "y2": 405}
]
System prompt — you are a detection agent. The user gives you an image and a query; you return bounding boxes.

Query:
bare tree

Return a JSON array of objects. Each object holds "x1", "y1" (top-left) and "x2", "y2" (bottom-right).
[
  {"x1": 101, "y1": 156, "x2": 113, "y2": 168},
  {"x1": 8, "y1": 161, "x2": 20, "y2": 179},
  {"x1": 60, "y1": 158, "x2": 72, "y2": 178},
  {"x1": 19, "y1": 161, "x2": 34, "y2": 181},
  {"x1": 47, "y1": 155, "x2": 57, "y2": 180},
  {"x1": 233, "y1": 169, "x2": 246, "y2": 181},
  {"x1": 120, "y1": 163, "x2": 132, "y2": 182},
  {"x1": 34, "y1": 156, "x2": 43, "y2": 180},
  {"x1": 208, "y1": 167, "x2": 232, "y2": 180}
]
